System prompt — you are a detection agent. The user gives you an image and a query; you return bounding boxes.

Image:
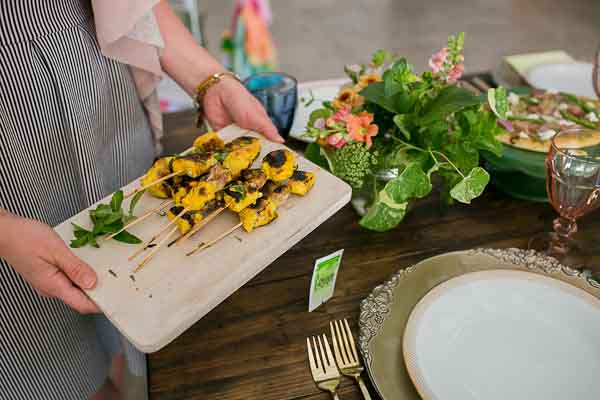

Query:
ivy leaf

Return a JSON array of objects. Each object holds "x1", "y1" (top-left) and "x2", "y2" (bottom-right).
[
  {"x1": 128, "y1": 190, "x2": 144, "y2": 216},
  {"x1": 359, "y1": 163, "x2": 432, "y2": 231},
  {"x1": 110, "y1": 190, "x2": 124, "y2": 212},
  {"x1": 112, "y1": 230, "x2": 142, "y2": 245},
  {"x1": 487, "y1": 87, "x2": 508, "y2": 119},
  {"x1": 450, "y1": 167, "x2": 490, "y2": 204},
  {"x1": 393, "y1": 114, "x2": 411, "y2": 140}
]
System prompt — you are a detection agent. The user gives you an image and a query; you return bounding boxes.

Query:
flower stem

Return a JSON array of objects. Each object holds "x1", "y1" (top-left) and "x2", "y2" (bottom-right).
[{"x1": 432, "y1": 150, "x2": 464, "y2": 178}]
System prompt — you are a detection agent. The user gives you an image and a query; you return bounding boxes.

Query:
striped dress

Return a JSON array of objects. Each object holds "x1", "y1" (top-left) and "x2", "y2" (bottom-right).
[{"x1": 0, "y1": 1, "x2": 155, "y2": 398}]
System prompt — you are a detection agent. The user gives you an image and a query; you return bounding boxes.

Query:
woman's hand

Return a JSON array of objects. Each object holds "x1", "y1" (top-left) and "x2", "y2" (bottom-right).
[
  {"x1": 202, "y1": 78, "x2": 284, "y2": 143},
  {"x1": 0, "y1": 214, "x2": 100, "y2": 314}
]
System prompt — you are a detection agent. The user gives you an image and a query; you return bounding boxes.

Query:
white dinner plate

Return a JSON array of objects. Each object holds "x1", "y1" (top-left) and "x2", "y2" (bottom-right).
[
  {"x1": 403, "y1": 269, "x2": 600, "y2": 400},
  {"x1": 289, "y1": 78, "x2": 349, "y2": 142},
  {"x1": 526, "y1": 62, "x2": 596, "y2": 98}
]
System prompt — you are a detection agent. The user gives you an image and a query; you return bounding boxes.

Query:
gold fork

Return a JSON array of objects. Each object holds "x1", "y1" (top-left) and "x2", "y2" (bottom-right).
[
  {"x1": 330, "y1": 319, "x2": 371, "y2": 400},
  {"x1": 306, "y1": 334, "x2": 341, "y2": 400}
]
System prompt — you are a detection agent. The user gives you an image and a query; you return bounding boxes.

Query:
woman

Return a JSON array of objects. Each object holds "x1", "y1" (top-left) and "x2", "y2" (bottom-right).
[{"x1": 0, "y1": 1, "x2": 281, "y2": 399}]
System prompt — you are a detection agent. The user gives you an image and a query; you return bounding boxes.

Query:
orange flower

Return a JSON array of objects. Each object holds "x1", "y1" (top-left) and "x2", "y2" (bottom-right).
[
  {"x1": 333, "y1": 87, "x2": 364, "y2": 110},
  {"x1": 346, "y1": 112, "x2": 378, "y2": 147},
  {"x1": 357, "y1": 74, "x2": 382, "y2": 88}
]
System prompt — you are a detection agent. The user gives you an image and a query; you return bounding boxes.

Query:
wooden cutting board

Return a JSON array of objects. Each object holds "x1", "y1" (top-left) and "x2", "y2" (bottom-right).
[{"x1": 54, "y1": 125, "x2": 352, "y2": 353}]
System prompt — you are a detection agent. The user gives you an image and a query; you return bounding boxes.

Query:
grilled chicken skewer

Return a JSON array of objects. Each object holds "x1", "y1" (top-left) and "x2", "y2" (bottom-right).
[{"x1": 186, "y1": 182, "x2": 292, "y2": 256}]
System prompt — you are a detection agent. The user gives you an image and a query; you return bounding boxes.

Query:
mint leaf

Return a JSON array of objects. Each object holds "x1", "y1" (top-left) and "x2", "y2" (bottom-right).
[
  {"x1": 70, "y1": 235, "x2": 90, "y2": 248},
  {"x1": 128, "y1": 190, "x2": 144, "y2": 216},
  {"x1": 450, "y1": 167, "x2": 490, "y2": 204},
  {"x1": 110, "y1": 190, "x2": 124, "y2": 212},
  {"x1": 112, "y1": 230, "x2": 142, "y2": 245}
]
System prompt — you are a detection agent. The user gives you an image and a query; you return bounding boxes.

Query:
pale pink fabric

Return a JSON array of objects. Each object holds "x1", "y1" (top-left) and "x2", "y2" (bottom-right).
[{"x1": 91, "y1": 0, "x2": 164, "y2": 152}]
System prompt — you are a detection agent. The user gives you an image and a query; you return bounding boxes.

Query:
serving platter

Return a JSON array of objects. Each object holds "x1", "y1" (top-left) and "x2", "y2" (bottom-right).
[
  {"x1": 403, "y1": 269, "x2": 600, "y2": 400},
  {"x1": 54, "y1": 124, "x2": 352, "y2": 352},
  {"x1": 289, "y1": 78, "x2": 350, "y2": 142},
  {"x1": 526, "y1": 62, "x2": 596, "y2": 98},
  {"x1": 358, "y1": 248, "x2": 600, "y2": 400}
]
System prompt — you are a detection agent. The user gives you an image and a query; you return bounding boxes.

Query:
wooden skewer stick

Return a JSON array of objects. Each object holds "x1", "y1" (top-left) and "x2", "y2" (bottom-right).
[
  {"x1": 129, "y1": 207, "x2": 188, "y2": 261},
  {"x1": 104, "y1": 199, "x2": 174, "y2": 241},
  {"x1": 134, "y1": 224, "x2": 180, "y2": 272},
  {"x1": 124, "y1": 171, "x2": 182, "y2": 199},
  {"x1": 186, "y1": 222, "x2": 242, "y2": 257},
  {"x1": 174, "y1": 207, "x2": 226, "y2": 246}
]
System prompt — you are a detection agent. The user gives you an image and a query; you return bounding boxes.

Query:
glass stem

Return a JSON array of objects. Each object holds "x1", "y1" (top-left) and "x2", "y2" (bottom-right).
[{"x1": 551, "y1": 217, "x2": 578, "y2": 254}]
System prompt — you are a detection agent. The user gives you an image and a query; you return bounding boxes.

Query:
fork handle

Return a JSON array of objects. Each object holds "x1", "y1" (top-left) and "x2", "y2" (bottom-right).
[{"x1": 354, "y1": 376, "x2": 371, "y2": 400}]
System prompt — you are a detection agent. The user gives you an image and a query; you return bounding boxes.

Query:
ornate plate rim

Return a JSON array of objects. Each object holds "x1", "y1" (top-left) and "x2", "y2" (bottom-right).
[{"x1": 357, "y1": 248, "x2": 600, "y2": 398}]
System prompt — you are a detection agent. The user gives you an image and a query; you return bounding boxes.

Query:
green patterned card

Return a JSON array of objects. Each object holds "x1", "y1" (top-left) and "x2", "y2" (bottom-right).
[{"x1": 309, "y1": 250, "x2": 344, "y2": 312}]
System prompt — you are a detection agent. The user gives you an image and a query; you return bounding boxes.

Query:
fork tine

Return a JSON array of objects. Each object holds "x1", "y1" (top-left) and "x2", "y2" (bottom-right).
[
  {"x1": 330, "y1": 322, "x2": 344, "y2": 367},
  {"x1": 334, "y1": 320, "x2": 350, "y2": 365},
  {"x1": 317, "y1": 335, "x2": 328, "y2": 372},
  {"x1": 307, "y1": 337, "x2": 318, "y2": 374},
  {"x1": 344, "y1": 318, "x2": 359, "y2": 362},
  {"x1": 323, "y1": 334, "x2": 336, "y2": 371},
  {"x1": 311, "y1": 336, "x2": 322, "y2": 372},
  {"x1": 338, "y1": 319, "x2": 355, "y2": 363}
]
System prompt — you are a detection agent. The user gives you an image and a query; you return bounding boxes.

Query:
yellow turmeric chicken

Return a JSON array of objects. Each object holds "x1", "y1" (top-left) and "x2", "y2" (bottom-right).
[
  {"x1": 181, "y1": 181, "x2": 218, "y2": 211},
  {"x1": 287, "y1": 170, "x2": 315, "y2": 196},
  {"x1": 192, "y1": 131, "x2": 225, "y2": 152},
  {"x1": 167, "y1": 206, "x2": 193, "y2": 235},
  {"x1": 171, "y1": 153, "x2": 218, "y2": 178},
  {"x1": 223, "y1": 169, "x2": 267, "y2": 212},
  {"x1": 238, "y1": 183, "x2": 289, "y2": 232},
  {"x1": 261, "y1": 149, "x2": 295, "y2": 181},
  {"x1": 223, "y1": 137, "x2": 262, "y2": 178},
  {"x1": 140, "y1": 157, "x2": 174, "y2": 199}
]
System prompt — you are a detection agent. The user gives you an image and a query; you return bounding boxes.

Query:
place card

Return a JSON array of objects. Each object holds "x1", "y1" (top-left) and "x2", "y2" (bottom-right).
[{"x1": 308, "y1": 249, "x2": 344, "y2": 312}]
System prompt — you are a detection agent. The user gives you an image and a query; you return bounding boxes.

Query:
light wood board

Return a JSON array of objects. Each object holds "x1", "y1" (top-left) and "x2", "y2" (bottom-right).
[{"x1": 54, "y1": 125, "x2": 352, "y2": 353}]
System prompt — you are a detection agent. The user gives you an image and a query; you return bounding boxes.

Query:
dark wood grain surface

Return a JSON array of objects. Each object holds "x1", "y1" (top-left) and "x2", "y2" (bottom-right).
[{"x1": 148, "y1": 109, "x2": 600, "y2": 400}]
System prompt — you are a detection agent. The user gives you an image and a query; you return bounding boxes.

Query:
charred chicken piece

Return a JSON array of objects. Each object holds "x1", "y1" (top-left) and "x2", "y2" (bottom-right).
[
  {"x1": 239, "y1": 198, "x2": 278, "y2": 232},
  {"x1": 241, "y1": 168, "x2": 267, "y2": 191},
  {"x1": 140, "y1": 157, "x2": 174, "y2": 199},
  {"x1": 193, "y1": 131, "x2": 225, "y2": 152},
  {"x1": 181, "y1": 181, "x2": 218, "y2": 211},
  {"x1": 171, "y1": 152, "x2": 218, "y2": 178},
  {"x1": 261, "y1": 149, "x2": 296, "y2": 181},
  {"x1": 167, "y1": 206, "x2": 194, "y2": 234},
  {"x1": 223, "y1": 182, "x2": 262, "y2": 213},
  {"x1": 287, "y1": 170, "x2": 315, "y2": 196}
]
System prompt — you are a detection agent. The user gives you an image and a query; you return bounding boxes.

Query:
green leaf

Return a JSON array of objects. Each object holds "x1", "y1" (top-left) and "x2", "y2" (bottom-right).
[
  {"x1": 359, "y1": 163, "x2": 432, "y2": 231},
  {"x1": 110, "y1": 190, "x2": 124, "y2": 212},
  {"x1": 89, "y1": 204, "x2": 113, "y2": 222},
  {"x1": 360, "y1": 82, "x2": 410, "y2": 114},
  {"x1": 371, "y1": 49, "x2": 390, "y2": 67},
  {"x1": 70, "y1": 235, "x2": 89, "y2": 248},
  {"x1": 112, "y1": 230, "x2": 143, "y2": 245},
  {"x1": 393, "y1": 114, "x2": 411, "y2": 140},
  {"x1": 487, "y1": 87, "x2": 508, "y2": 119},
  {"x1": 449, "y1": 167, "x2": 490, "y2": 204},
  {"x1": 442, "y1": 142, "x2": 479, "y2": 174},
  {"x1": 128, "y1": 190, "x2": 144, "y2": 216},
  {"x1": 420, "y1": 86, "x2": 483, "y2": 124},
  {"x1": 71, "y1": 223, "x2": 90, "y2": 238},
  {"x1": 304, "y1": 143, "x2": 330, "y2": 170},
  {"x1": 103, "y1": 211, "x2": 123, "y2": 226}
]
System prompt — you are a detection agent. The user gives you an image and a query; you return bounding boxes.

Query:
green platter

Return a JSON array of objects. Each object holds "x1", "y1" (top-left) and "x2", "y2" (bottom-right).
[{"x1": 482, "y1": 144, "x2": 548, "y2": 202}]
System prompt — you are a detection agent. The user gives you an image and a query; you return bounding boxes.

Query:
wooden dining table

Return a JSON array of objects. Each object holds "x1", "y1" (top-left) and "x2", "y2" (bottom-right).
[{"x1": 148, "y1": 104, "x2": 600, "y2": 400}]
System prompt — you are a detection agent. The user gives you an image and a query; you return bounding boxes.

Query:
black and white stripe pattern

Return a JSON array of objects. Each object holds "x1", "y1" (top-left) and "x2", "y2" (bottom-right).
[{"x1": 0, "y1": 1, "x2": 154, "y2": 398}]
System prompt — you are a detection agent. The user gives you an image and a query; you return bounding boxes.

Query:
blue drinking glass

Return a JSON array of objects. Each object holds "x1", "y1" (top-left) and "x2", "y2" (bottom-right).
[{"x1": 244, "y1": 72, "x2": 298, "y2": 139}]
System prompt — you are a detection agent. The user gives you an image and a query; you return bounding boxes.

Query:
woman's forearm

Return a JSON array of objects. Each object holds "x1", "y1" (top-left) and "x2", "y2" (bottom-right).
[{"x1": 154, "y1": 1, "x2": 225, "y2": 96}]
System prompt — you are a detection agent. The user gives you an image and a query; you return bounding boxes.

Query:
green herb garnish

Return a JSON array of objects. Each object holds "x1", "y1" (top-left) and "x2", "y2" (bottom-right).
[{"x1": 70, "y1": 190, "x2": 143, "y2": 248}]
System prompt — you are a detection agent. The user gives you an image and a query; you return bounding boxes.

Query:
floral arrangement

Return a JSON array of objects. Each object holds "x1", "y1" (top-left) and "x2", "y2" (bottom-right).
[{"x1": 304, "y1": 33, "x2": 508, "y2": 231}]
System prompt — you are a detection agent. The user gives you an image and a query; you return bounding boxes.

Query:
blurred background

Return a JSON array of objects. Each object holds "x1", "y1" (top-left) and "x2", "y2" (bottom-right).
[{"x1": 160, "y1": 0, "x2": 600, "y2": 149}]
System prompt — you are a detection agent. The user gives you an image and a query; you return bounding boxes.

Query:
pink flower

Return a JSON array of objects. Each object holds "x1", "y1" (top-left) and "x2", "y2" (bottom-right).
[
  {"x1": 326, "y1": 106, "x2": 351, "y2": 127},
  {"x1": 447, "y1": 63, "x2": 464, "y2": 83},
  {"x1": 346, "y1": 112, "x2": 379, "y2": 147},
  {"x1": 327, "y1": 133, "x2": 347, "y2": 149},
  {"x1": 313, "y1": 118, "x2": 326, "y2": 130},
  {"x1": 428, "y1": 47, "x2": 448, "y2": 74}
]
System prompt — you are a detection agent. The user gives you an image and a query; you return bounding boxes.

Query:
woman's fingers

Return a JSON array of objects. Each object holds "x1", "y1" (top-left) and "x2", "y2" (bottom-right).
[
  {"x1": 244, "y1": 105, "x2": 283, "y2": 143},
  {"x1": 47, "y1": 271, "x2": 100, "y2": 314},
  {"x1": 53, "y1": 243, "x2": 97, "y2": 290}
]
